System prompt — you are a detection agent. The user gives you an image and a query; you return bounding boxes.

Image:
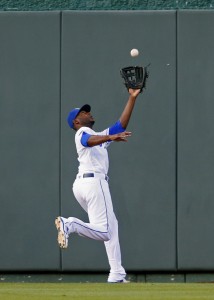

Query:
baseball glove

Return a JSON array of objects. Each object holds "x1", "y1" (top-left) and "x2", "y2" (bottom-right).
[{"x1": 120, "y1": 65, "x2": 149, "y2": 93}]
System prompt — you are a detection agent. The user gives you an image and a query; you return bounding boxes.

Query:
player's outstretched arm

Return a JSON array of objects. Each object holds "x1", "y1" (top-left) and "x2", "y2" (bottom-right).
[
  {"x1": 87, "y1": 132, "x2": 132, "y2": 147},
  {"x1": 119, "y1": 88, "x2": 141, "y2": 129}
]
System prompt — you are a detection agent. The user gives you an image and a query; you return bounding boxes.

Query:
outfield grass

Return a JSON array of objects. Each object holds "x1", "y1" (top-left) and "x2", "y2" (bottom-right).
[{"x1": 1, "y1": 283, "x2": 214, "y2": 300}]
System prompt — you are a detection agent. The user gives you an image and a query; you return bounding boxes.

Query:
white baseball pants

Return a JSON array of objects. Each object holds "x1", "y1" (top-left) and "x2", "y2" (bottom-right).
[{"x1": 64, "y1": 176, "x2": 126, "y2": 281}]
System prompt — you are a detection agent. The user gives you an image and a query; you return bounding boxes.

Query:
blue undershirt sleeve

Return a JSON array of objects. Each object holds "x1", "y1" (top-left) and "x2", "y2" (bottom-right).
[
  {"x1": 81, "y1": 132, "x2": 91, "y2": 147},
  {"x1": 109, "y1": 120, "x2": 125, "y2": 135}
]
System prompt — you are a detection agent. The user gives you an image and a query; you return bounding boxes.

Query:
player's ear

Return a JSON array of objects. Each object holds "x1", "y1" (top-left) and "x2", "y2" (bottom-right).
[
  {"x1": 73, "y1": 118, "x2": 80, "y2": 130},
  {"x1": 73, "y1": 119, "x2": 79, "y2": 126}
]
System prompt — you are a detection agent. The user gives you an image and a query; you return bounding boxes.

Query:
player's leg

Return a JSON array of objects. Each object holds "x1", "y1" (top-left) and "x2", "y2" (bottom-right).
[
  {"x1": 74, "y1": 178, "x2": 127, "y2": 282},
  {"x1": 100, "y1": 181, "x2": 127, "y2": 282},
  {"x1": 59, "y1": 177, "x2": 111, "y2": 241},
  {"x1": 104, "y1": 216, "x2": 127, "y2": 282}
]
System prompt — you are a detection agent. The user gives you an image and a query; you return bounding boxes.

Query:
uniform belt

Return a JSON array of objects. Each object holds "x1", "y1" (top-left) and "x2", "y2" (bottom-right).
[{"x1": 77, "y1": 173, "x2": 109, "y2": 181}]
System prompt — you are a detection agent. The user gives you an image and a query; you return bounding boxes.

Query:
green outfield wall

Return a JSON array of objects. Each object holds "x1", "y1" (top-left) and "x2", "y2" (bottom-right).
[
  {"x1": 0, "y1": 0, "x2": 214, "y2": 10},
  {"x1": 0, "y1": 10, "x2": 214, "y2": 275}
]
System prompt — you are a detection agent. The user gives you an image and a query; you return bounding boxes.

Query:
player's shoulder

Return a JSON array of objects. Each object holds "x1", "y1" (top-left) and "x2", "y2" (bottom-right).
[{"x1": 75, "y1": 127, "x2": 95, "y2": 138}]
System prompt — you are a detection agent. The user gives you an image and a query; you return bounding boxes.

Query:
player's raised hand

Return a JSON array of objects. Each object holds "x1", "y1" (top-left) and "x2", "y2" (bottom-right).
[
  {"x1": 110, "y1": 131, "x2": 132, "y2": 142},
  {"x1": 128, "y1": 88, "x2": 141, "y2": 98}
]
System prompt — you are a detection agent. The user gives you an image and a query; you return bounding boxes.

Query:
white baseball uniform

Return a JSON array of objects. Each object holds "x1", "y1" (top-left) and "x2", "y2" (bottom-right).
[{"x1": 62, "y1": 121, "x2": 126, "y2": 282}]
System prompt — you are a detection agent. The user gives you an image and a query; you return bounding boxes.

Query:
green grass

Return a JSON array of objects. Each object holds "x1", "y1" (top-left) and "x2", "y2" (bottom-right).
[{"x1": 1, "y1": 283, "x2": 214, "y2": 300}]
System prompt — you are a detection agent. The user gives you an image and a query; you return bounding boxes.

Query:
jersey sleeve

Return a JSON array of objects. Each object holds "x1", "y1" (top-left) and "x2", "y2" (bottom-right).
[
  {"x1": 81, "y1": 132, "x2": 91, "y2": 147},
  {"x1": 109, "y1": 120, "x2": 125, "y2": 135},
  {"x1": 75, "y1": 127, "x2": 93, "y2": 149}
]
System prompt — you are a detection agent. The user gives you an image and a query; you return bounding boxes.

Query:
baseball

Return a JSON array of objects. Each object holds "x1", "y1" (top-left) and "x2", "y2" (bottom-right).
[{"x1": 130, "y1": 48, "x2": 139, "y2": 57}]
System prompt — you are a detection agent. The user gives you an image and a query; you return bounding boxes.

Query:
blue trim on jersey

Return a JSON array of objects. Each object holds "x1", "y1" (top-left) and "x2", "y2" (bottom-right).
[
  {"x1": 81, "y1": 132, "x2": 91, "y2": 147},
  {"x1": 109, "y1": 120, "x2": 125, "y2": 135}
]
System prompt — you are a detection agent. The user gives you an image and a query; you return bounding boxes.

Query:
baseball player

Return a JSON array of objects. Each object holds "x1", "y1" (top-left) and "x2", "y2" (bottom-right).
[{"x1": 55, "y1": 88, "x2": 141, "y2": 283}]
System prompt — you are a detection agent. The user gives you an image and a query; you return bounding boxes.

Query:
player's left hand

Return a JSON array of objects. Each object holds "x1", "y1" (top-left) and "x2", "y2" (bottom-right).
[{"x1": 110, "y1": 131, "x2": 132, "y2": 142}]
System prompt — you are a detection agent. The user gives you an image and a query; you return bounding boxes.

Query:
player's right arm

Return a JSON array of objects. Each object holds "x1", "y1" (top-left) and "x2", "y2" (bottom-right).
[
  {"x1": 76, "y1": 127, "x2": 131, "y2": 148},
  {"x1": 86, "y1": 131, "x2": 132, "y2": 147}
]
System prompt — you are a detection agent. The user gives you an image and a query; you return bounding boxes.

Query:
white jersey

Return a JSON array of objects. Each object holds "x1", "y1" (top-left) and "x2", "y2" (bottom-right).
[{"x1": 75, "y1": 126, "x2": 111, "y2": 175}]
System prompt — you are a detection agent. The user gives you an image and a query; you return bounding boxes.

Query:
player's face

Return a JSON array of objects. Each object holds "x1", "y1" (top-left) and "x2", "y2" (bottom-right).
[{"x1": 76, "y1": 111, "x2": 95, "y2": 128}]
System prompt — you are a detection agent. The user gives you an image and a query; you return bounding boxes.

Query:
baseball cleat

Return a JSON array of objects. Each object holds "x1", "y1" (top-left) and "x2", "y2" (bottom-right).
[
  {"x1": 108, "y1": 278, "x2": 130, "y2": 283},
  {"x1": 55, "y1": 217, "x2": 68, "y2": 249}
]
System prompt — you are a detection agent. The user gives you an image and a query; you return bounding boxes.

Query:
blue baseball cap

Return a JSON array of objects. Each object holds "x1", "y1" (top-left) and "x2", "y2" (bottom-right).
[{"x1": 67, "y1": 104, "x2": 91, "y2": 129}]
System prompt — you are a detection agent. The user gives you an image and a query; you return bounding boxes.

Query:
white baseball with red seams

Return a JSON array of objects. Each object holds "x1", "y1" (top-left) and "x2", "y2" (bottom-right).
[{"x1": 130, "y1": 48, "x2": 139, "y2": 57}]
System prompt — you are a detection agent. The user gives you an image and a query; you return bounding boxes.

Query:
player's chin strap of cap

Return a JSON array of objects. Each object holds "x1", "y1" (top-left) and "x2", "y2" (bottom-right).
[{"x1": 77, "y1": 173, "x2": 109, "y2": 182}]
